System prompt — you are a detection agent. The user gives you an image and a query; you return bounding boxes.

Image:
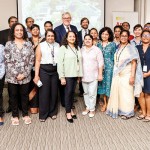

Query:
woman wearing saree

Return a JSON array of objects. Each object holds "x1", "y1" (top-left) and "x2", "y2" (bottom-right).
[{"x1": 106, "y1": 30, "x2": 143, "y2": 119}]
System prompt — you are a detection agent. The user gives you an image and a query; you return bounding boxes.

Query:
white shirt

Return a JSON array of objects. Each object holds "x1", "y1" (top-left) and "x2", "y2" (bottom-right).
[
  {"x1": 40, "y1": 41, "x2": 59, "y2": 64},
  {"x1": 82, "y1": 29, "x2": 89, "y2": 40},
  {"x1": 63, "y1": 25, "x2": 71, "y2": 32}
]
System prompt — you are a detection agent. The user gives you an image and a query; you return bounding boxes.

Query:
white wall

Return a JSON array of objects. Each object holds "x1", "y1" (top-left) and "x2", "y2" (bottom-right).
[
  {"x1": 105, "y1": 0, "x2": 134, "y2": 28},
  {"x1": 145, "y1": 0, "x2": 150, "y2": 23},
  {"x1": 0, "y1": 0, "x2": 17, "y2": 30}
]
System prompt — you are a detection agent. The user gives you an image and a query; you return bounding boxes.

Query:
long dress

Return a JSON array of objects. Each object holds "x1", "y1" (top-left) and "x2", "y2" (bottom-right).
[
  {"x1": 106, "y1": 44, "x2": 143, "y2": 118},
  {"x1": 97, "y1": 42, "x2": 116, "y2": 97}
]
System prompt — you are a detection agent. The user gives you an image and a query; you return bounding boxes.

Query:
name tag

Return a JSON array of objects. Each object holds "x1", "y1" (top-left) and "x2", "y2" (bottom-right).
[{"x1": 143, "y1": 65, "x2": 147, "y2": 72}]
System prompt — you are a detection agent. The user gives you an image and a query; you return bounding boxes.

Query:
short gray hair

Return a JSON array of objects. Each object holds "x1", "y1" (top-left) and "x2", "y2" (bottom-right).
[{"x1": 62, "y1": 12, "x2": 71, "y2": 18}]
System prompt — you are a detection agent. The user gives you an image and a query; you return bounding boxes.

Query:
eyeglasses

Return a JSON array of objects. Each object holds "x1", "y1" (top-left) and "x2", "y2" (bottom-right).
[
  {"x1": 63, "y1": 17, "x2": 71, "y2": 20},
  {"x1": 144, "y1": 26, "x2": 150, "y2": 29},
  {"x1": 142, "y1": 34, "x2": 150, "y2": 38}
]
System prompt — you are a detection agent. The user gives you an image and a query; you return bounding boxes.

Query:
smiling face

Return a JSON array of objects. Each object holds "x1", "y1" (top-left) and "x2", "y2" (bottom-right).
[
  {"x1": 141, "y1": 31, "x2": 150, "y2": 44},
  {"x1": 14, "y1": 25, "x2": 24, "y2": 39},
  {"x1": 90, "y1": 29, "x2": 98, "y2": 40},
  {"x1": 67, "y1": 32, "x2": 76, "y2": 45},
  {"x1": 46, "y1": 31, "x2": 55, "y2": 44},
  {"x1": 84, "y1": 35, "x2": 93, "y2": 47},
  {"x1": 134, "y1": 27, "x2": 143, "y2": 37},
  {"x1": 114, "y1": 27, "x2": 121, "y2": 38},
  {"x1": 31, "y1": 27, "x2": 40, "y2": 37},
  {"x1": 81, "y1": 19, "x2": 89, "y2": 29},
  {"x1": 44, "y1": 23, "x2": 53, "y2": 31},
  {"x1": 101, "y1": 30, "x2": 109, "y2": 42},
  {"x1": 62, "y1": 13, "x2": 71, "y2": 26},
  {"x1": 120, "y1": 31, "x2": 129, "y2": 44}
]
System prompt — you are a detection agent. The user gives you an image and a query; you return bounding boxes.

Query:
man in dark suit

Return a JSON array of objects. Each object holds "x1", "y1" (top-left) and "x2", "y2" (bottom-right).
[
  {"x1": 0, "y1": 16, "x2": 18, "y2": 46},
  {"x1": 0, "y1": 16, "x2": 18, "y2": 113},
  {"x1": 78, "y1": 17, "x2": 90, "y2": 97},
  {"x1": 78, "y1": 17, "x2": 90, "y2": 48},
  {"x1": 54, "y1": 12, "x2": 78, "y2": 44},
  {"x1": 54, "y1": 12, "x2": 78, "y2": 107}
]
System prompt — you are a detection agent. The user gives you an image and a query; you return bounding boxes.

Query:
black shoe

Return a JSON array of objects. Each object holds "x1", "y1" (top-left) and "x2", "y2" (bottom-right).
[
  {"x1": 71, "y1": 115, "x2": 77, "y2": 119},
  {"x1": 67, "y1": 118, "x2": 73, "y2": 123},
  {"x1": 6, "y1": 107, "x2": 12, "y2": 113}
]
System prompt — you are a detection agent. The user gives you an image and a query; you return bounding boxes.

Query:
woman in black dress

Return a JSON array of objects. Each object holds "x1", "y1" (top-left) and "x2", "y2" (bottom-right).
[{"x1": 137, "y1": 30, "x2": 150, "y2": 122}]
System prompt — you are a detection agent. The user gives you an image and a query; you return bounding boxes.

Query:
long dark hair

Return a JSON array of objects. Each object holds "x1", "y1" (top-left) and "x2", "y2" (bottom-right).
[
  {"x1": 9, "y1": 23, "x2": 28, "y2": 41},
  {"x1": 61, "y1": 31, "x2": 79, "y2": 50}
]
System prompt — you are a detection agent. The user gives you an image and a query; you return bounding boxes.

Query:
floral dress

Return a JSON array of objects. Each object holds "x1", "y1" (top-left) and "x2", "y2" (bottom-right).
[{"x1": 97, "y1": 42, "x2": 116, "y2": 97}]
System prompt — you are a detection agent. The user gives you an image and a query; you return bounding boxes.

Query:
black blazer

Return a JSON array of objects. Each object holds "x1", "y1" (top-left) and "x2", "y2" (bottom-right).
[
  {"x1": 0, "y1": 28, "x2": 10, "y2": 46},
  {"x1": 54, "y1": 24, "x2": 78, "y2": 44},
  {"x1": 78, "y1": 29, "x2": 90, "y2": 48}
]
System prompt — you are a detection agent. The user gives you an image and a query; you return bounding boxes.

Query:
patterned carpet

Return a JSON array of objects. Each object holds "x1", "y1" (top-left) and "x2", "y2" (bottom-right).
[{"x1": 0, "y1": 88, "x2": 150, "y2": 150}]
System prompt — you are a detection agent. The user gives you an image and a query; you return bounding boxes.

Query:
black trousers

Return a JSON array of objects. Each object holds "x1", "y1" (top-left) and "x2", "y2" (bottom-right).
[
  {"x1": 39, "y1": 65, "x2": 58, "y2": 119},
  {"x1": 8, "y1": 83, "x2": 29, "y2": 117},
  {"x1": 64, "y1": 77, "x2": 77, "y2": 113},
  {"x1": 0, "y1": 76, "x2": 5, "y2": 117},
  {"x1": 59, "y1": 82, "x2": 65, "y2": 107},
  {"x1": 79, "y1": 81, "x2": 84, "y2": 94}
]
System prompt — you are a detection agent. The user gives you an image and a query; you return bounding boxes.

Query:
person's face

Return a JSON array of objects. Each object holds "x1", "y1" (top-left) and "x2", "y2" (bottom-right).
[
  {"x1": 134, "y1": 27, "x2": 142, "y2": 37},
  {"x1": 44, "y1": 23, "x2": 53, "y2": 31},
  {"x1": 122, "y1": 23, "x2": 130, "y2": 30},
  {"x1": 14, "y1": 25, "x2": 24, "y2": 39},
  {"x1": 67, "y1": 32, "x2": 76, "y2": 45},
  {"x1": 120, "y1": 32, "x2": 129, "y2": 44},
  {"x1": 114, "y1": 28, "x2": 121, "y2": 38},
  {"x1": 141, "y1": 32, "x2": 150, "y2": 44},
  {"x1": 144, "y1": 24, "x2": 150, "y2": 31},
  {"x1": 31, "y1": 27, "x2": 40, "y2": 37},
  {"x1": 101, "y1": 31, "x2": 109, "y2": 42},
  {"x1": 81, "y1": 19, "x2": 89, "y2": 29},
  {"x1": 46, "y1": 31, "x2": 55, "y2": 44},
  {"x1": 26, "y1": 18, "x2": 34, "y2": 28},
  {"x1": 62, "y1": 14, "x2": 71, "y2": 26},
  {"x1": 90, "y1": 29, "x2": 98, "y2": 40},
  {"x1": 84, "y1": 36, "x2": 93, "y2": 47},
  {"x1": 9, "y1": 18, "x2": 18, "y2": 28}
]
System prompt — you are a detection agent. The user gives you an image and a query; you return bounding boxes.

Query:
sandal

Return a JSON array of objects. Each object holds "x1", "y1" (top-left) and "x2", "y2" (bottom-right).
[
  {"x1": 11, "y1": 117, "x2": 19, "y2": 126},
  {"x1": 22, "y1": 116, "x2": 31, "y2": 125},
  {"x1": 143, "y1": 116, "x2": 150, "y2": 122},
  {"x1": 51, "y1": 115, "x2": 57, "y2": 120},
  {"x1": 136, "y1": 115, "x2": 145, "y2": 120},
  {"x1": 121, "y1": 116, "x2": 134, "y2": 120}
]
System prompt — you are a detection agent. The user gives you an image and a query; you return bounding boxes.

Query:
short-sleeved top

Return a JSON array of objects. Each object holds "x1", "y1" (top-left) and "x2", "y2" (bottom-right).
[{"x1": 137, "y1": 45, "x2": 150, "y2": 93}]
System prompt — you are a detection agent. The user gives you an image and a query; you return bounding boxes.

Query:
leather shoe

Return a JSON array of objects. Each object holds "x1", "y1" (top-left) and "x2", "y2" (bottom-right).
[
  {"x1": 67, "y1": 118, "x2": 73, "y2": 123},
  {"x1": 6, "y1": 107, "x2": 12, "y2": 113},
  {"x1": 71, "y1": 115, "x2": 77, "y2": 119}
]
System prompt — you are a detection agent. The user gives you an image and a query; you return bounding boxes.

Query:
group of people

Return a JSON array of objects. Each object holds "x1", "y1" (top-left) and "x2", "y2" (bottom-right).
[{"x1": 0, "y1": 12, "x2": 150, "y2": 125}]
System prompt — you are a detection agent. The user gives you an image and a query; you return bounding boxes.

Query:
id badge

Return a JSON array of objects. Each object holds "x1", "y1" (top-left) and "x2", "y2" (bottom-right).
[
  {"x1": 53, "y1": 61, "x2": 56, "y2": 66},
  {"x1": 143, "y1": 65, "x2": 147, "y2": 72},
  {"x1": 77, "y1": 63, "x2": 80, "y2": 72}
]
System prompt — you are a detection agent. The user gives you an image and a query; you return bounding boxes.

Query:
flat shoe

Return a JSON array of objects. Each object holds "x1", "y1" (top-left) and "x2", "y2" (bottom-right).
[
  {"x1": 0, "y1": 122, "x2": 4, "y2": 126},
  {"x1": 22, "y1": 116, "x2": 31, "y2": 125},
  {"x1": 11, "y1": 117, "x2": 19, "y2": 126},
  {"x1": 39, "y1": 119, "x2": 46, "y2": 122},
  {"x1": 82, "y1": 110, "x2": 90, "y2": 115},
  {"x1": 51, "y1": 115, "x2": 57, "y2": 120},
  {"x1": 71, "y1": 115, "x2": 77, "y2": 119},
  {"x1": 89, "y1": 112, "x2": 95, "y2": 118}
]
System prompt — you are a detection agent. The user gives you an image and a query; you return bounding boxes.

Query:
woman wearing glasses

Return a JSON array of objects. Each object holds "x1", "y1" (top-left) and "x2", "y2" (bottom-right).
[
  {"x1": 136, "y1": 30, "x2": 150, "y2": 122},
  {"x1": 34, "y1": 29, "x2": 59, "y2": 122},
  {"x1": 106, "y1": 30, "x2": 143, "y2": 119}
]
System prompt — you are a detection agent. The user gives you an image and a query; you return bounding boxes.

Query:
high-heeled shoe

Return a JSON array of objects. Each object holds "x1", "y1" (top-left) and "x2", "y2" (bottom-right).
[
  {"x1": 67, "y1": 118, "x2": 73, "y2": 123},
  {"x1": 71, "y1": 115, "x2": 77, "y2": 119}
]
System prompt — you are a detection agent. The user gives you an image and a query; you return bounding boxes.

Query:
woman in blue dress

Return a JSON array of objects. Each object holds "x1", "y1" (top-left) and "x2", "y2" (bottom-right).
[
  {"x1": 136, "y1": 30, "x2": 150, "y2": 122},
  {"x1": 97, "y1": 27, "x2": 116, "y2": 112}
]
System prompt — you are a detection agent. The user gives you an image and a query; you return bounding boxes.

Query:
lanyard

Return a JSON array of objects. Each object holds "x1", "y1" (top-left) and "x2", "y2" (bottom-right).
[
  {"x1": 116, "y1": 44, "x2": 128, "y2": 62},
  {"x1": 142, "y1": 46, "x2": 149, "y2": 65},
  {"x1": 68, "y1": 45, "x2": 79, "y2": 62},
  {"x1": 47, "y1": 42, "x2": 54, "y2": 58}
]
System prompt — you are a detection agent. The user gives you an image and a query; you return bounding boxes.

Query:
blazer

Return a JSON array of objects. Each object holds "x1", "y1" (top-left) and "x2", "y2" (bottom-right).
[
  {"x1": 54, "y1": 24, "x2": 78, "y2": 44},
  {"x1": 78, "y1": 29, "x2": 90, "y2": 48},
  {"x1": 0, "y1": 28, "x2": 10, "y2": 46}
]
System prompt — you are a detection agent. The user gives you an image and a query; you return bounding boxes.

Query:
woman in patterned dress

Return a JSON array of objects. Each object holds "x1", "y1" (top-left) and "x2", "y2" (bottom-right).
[{"x1": 97, "y1": 27, "x2": 116, "y2": 112}]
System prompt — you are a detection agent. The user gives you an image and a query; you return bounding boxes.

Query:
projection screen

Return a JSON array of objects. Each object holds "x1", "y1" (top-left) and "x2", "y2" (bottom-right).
[{"x1": 17, "y1": 0, "x2": 105, "y2": 34}]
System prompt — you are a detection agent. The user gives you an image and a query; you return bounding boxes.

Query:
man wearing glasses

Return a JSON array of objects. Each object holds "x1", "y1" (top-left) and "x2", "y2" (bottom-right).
[{"x1": 54, "y1": 12, "x2": 78, "y2": 44}]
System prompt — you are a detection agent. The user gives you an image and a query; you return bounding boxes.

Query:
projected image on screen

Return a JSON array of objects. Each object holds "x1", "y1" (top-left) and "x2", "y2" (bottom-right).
[{"x1": 18, "y1": 0, "x2": 104, "y2": 34}]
